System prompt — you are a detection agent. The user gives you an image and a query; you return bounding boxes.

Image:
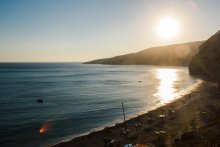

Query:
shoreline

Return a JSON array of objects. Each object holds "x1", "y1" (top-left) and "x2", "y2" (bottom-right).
[{"x1": 52, "y1": 81, "x2": 220, "y2": 147}]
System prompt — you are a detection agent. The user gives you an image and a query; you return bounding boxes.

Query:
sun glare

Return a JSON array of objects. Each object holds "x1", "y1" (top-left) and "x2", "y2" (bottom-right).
[{"x1": 156, "y1": 17, "x2": 179, "y2": 40}]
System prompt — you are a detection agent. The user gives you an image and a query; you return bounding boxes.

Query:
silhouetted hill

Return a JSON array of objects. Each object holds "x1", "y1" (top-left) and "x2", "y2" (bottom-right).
[
  {"x1": 189, "y1": 30, "x2": 220, "y2": 86},
  {"x1": 85, "y1": 41, "x2": 204, "y2": 66}
]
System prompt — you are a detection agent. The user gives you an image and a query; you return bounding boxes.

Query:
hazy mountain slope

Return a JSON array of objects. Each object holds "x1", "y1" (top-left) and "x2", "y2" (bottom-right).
[
  {"x1": 189, "y1": 31, "x2": 220, "y2": 86},
  {"x1": 85, "y1": 41, "x2": 204, "y2": 66}
]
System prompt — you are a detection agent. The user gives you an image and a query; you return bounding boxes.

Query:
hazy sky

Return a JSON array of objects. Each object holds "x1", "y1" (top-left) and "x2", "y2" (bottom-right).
[{"x1": 0, "y1": 0, "x2": 220, "y2": 62}]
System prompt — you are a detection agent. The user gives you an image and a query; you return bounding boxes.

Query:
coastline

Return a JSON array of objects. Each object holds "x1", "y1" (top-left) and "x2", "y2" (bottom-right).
[{"x1": 52, "y1": 81, "x2": 220, "y2": 147}]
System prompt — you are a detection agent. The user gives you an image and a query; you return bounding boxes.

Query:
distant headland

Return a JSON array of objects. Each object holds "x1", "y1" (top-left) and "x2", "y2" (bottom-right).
[{"x1": 85, "y1": 41, "x2": 204, "y2": 66}]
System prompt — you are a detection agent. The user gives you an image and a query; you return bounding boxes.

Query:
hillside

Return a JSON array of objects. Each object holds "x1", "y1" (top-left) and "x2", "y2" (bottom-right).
[
  {"x1": 85, "y1": 41, "x2": 204, "y2": 66},
  {"x1": 189, "y1": 30, "x2": 220, "y2": 86}
]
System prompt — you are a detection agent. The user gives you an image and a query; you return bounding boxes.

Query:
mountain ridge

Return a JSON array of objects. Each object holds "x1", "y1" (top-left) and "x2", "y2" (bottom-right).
[{"x1": 85, "y1": 41, "x2": 204, "y2": 66}]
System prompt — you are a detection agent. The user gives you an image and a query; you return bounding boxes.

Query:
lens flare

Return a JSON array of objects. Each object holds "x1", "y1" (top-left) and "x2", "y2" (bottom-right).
[
  {"x1": 39, "y1": 121, "x2": 53, "y2": 134},
  {"x1": 39, "y1": 127, "x2": 45, "y2": 133}
]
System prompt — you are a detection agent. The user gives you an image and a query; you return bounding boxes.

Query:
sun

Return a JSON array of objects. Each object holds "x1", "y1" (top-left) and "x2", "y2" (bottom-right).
[{"x1": 156, "y1": 16, "x2": 179, "y2": 40}]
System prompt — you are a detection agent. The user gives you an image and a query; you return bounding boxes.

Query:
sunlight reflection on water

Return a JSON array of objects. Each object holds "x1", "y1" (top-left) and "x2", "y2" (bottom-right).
[{"x1": 155, "y1": 68, "x2": 178, "y2": 104}]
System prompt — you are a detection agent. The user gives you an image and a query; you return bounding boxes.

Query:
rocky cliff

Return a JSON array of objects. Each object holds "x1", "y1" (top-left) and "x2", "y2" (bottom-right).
[{"x1": 189, "y1": 31, "x2": 220, "y2": 85}]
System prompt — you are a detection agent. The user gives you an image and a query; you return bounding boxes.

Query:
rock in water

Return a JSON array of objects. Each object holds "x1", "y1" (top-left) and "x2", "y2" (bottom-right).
[
  {"x1": 36, "y1": 99, "x2": 43, "y2": 103},
  {"x1": 189, "y1": 30, "x2": 220, "y2": 86}
]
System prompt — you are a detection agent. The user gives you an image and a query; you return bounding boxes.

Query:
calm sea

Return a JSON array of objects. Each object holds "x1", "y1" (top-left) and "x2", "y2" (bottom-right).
[{"x1": 0, "y1": 63, "x2": 198, "y2": 147}]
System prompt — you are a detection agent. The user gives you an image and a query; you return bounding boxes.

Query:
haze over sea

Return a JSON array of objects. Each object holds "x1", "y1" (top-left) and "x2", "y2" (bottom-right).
[{"x1": 0, "y1": 63, "x2": 198, "y2": 147}]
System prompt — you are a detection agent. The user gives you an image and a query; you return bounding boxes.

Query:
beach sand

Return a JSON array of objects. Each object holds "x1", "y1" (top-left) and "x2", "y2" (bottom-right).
[{"x1": 52, "y1": 81, "x2": 220, "y2": 147}]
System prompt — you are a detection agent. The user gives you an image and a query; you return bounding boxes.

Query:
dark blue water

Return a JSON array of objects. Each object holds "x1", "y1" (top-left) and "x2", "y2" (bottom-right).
[{"x1": 0, "y1": 63, "x2": 198, "y2": 147}]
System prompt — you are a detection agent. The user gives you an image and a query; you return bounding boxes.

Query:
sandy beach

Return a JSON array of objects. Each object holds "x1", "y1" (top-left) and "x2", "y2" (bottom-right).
[{"x1": 52, "y1": 81, "x2": 220, "y2": 147}]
